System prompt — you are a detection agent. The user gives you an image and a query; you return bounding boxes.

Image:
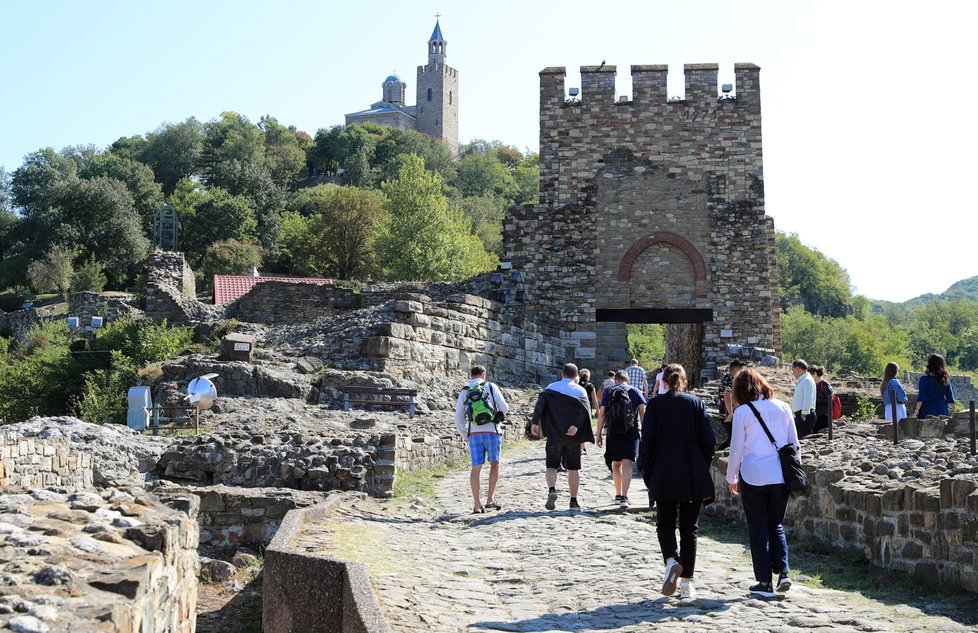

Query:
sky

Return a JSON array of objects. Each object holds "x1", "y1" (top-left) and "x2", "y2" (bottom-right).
[{"x1": 1, "y1": 1, "x2": 974, "y2": 302}]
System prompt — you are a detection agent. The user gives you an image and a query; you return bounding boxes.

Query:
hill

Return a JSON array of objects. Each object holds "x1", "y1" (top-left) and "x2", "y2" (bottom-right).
[{"x1": 902, "y1": 276, "x2": 978, "y2": 308}]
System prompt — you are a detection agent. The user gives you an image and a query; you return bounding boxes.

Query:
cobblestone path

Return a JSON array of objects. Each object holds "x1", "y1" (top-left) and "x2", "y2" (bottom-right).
[{"x1": 297, "y1": 442, "x2": 973, "y2": 632}]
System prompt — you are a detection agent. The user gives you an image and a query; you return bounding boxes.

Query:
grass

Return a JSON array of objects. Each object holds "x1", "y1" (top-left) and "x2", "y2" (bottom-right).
[
  {"x1": 701, "y1": 515, "x2": 978, "y2": 627},
  {"x1": 392, "y1": 456, "x2": 470, "y2": 500}
]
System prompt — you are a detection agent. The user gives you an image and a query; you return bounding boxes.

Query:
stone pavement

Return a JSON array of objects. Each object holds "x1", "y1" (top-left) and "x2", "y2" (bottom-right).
[{"x1": 296, "y1": 441, "x2": 973, "y2": 633}]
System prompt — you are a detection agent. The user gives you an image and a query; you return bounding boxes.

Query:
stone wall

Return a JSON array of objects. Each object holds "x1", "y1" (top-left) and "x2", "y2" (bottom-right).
[
  {"x1": 69, "y1": 291, "x2": 143, "y2": 324},
  {"x1": 0, "y1": 430, "x2": 93, "y2": 489},
  {"x1": 360, "y1": 292, "x2": 571, "y2": 387},
  {"x1": 706, "y1": 429, "x2": 978, "y2": 593},
  {"x1": 147, "y1": 250, "x2": 196, "y2": 298},
  {"x1": 0, "y1": 486, "x2": 199, "y2": 633},
  {"x1": 505, "y1": 63, "x2": 780, "y2": 377},
  {"x1": 228, "y1": 281, "x2": 360, "y2": 325},
  {"x1": 0, "y1": 305, "x2": 48, "y2": 342}
]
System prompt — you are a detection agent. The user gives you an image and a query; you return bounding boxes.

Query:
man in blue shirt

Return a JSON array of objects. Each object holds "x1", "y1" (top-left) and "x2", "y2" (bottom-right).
[{"x1": 597, "y1": 370, "x2": 646, "y2": 509}]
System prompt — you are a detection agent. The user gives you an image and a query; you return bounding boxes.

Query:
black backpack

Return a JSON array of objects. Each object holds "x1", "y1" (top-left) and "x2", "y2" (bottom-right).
[{"x1": 605, "y1": 387, "x2": 634, "y2": 434}]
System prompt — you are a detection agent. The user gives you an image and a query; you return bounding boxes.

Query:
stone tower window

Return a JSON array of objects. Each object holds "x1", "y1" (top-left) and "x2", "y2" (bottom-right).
[
  {"x1": 449, "y1": 91, "x2": 453, "y2": 104},
  {"x1": 427, "y1": 88, "x2": 432, "y2": 101}
]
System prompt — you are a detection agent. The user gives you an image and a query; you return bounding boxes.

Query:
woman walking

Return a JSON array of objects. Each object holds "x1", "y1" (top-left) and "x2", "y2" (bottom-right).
[
  {"x1": 881, "y1": 362, "x2": 907, "y2": 422},
  {"x1": 639, "y1": 364, "x2": 715, "y2": 600},
  {"x1": 726, "y1": 367, "x2": 799, "y2": 598},
  {"x1": 914, "y1": 354, "x2": 956, "y2": 418},
  {"x1": 809, "y1": 365, "x2": 833, "y2": 433}
]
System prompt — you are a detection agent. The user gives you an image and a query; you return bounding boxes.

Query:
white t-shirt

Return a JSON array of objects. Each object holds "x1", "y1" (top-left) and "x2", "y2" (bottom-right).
[
  {"x1": 726, "y1": 397, "x2": 799, "y2": 486},
  {"x1": 655, "y1": 371, "x2": 668, "y2": 395}
]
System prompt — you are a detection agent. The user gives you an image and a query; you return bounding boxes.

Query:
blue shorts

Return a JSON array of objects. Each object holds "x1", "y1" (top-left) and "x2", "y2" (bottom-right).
[{"x1": 468, "y1": 433, "x2": 501, "y2": 466}]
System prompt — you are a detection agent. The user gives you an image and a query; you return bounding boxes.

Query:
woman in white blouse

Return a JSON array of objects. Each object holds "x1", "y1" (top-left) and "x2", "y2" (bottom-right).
[{"x1": 726, "y1": 368, "x2": 800, "y2": 598}]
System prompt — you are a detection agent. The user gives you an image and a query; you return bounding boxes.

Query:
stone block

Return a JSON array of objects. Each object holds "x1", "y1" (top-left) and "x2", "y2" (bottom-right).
[
  {"x1": 219, "y1": 334, "x2": 255, "y2": 362},
  {"x1": 392, "y1": 300, "x2": 423, "y2": 314}
]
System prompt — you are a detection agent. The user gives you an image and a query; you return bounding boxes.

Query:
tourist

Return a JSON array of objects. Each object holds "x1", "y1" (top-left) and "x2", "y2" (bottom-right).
[
  {"x1": 726, "y1": 367, "x2": 798, "y2": 598},
  {"x1": 913, "y1": 354, "x2": 956, "y2": 418},
  {"x1": 626, "y1": 358, "x2": 649, "y2": 396},
  {"x1": 790, "y1": 359, "x2": 816, "y2": 438},
  {"x1": 453, "y1": 364, "x2": 509, "y2": 514},
  {"x1": 639, "y1": 364, "x2": 716, "y2": 600},
  {"x1": 881, "y1": 362, "x2": 907, "y2": 422},
  {"x1": 579, "y1": 368, "x2": 599, "y2": 412},
  {"x1": 602, "y1": 370, "x2": 616, "y2": 392},
  {"x1": 651, "y1": 364, "x2": 668, "y2": 398},
  {"x1": 809, "y1": 364, "x2": 833, "y2": 433},
  {"x1": 717, "y1": 359, "x2": 746, "y2": 450},
  {"x1": 529, "y1": 363, "x2": 595, "y2": 510},
  {"x1": 596, "y1": 370, "x2": 646, "y2": 509}
]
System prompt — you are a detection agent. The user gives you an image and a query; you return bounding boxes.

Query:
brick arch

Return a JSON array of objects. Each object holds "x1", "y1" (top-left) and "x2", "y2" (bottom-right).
[{"x1": 618, "y1": 232, "x2": 706, "y2": 283}]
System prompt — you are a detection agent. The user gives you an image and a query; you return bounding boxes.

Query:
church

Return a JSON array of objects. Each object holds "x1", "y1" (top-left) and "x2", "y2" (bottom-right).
[{"x1": 344, "y1": 20, "x2": 459, "y2": 156}]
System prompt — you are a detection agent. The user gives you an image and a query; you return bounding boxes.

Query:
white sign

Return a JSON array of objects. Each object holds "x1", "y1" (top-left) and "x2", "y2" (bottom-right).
[{"x1": 233, "y1": 342, "x2": 252, "y2": 352}]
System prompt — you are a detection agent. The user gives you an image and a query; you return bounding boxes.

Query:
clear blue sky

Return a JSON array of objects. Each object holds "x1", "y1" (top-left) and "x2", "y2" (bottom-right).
[{"x1": 2, "y1": 1, "x2": 973, "y2": 302}]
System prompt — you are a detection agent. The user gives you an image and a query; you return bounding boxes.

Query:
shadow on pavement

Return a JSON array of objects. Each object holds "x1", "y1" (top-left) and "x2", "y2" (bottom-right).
[{"x1": 469, "y1": 596, "x2": 738, "y2": 631}]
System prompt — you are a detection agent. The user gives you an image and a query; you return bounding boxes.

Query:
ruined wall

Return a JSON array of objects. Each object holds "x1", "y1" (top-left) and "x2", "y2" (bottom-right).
[
  {"x1": 191, "y1": 485, "x2": 333, "y2": 547},
  {"x1": 0, "y1": 306, "x2": 44, "y2": 343},
  {"x1": 69, "y1": 291, "x2": 143, "y2": 324},
  {"x1": 360, "y1": 293, "x2": 570, "y2": 386},
  {"x1": 0, "y1": 430, "x2": 93, "y2": 489},
  {"x1": 707, "y1": 431, "x2": 978, "y2": 593},
  {"x1": 908, "y1": 372, "x2": 978, "y2": 409},
  {"x1": 505, "y1": 63, "x2": 780, "y2": 376},
  {"x1": 228, "y1": 282, "x2": 360, "y2": 325}
]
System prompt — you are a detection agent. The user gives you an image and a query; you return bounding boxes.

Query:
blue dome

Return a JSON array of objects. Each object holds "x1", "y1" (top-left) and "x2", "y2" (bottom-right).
[{"x1": 384, "y1": 74, "x2": 402, "y2": 84}]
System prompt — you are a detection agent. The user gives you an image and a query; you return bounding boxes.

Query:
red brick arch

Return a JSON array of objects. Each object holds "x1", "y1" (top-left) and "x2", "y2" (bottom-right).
[{"x1": 618, "y1": 232, "x2": 706, "y2": 282}]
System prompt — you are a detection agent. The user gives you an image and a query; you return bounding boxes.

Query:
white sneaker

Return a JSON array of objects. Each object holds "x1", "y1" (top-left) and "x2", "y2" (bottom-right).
[
  {"x1": 679, "y1": 579, "x2": 695, "y2": 600},
  {"x1": 619, "y1": 496, "x2": 630, "y2": 510},
  {"x1": 661, "y1": 558, "x2": 683, "y2": 596}
]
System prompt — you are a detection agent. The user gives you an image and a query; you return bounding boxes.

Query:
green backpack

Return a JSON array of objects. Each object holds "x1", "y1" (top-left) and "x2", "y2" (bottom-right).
[{"x1": 465, "y1": 383, "x2": 498, "y2": 433}]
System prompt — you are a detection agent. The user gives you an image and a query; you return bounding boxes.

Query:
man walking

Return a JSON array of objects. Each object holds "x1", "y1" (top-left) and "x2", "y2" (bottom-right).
[
  {"x1": 790, "y1": 359, "x2": 816, "y2": 438},
  {"x1": 530, "y1": 363, "x2": 595, "y2": 510},
  {"x1": 454, "y1": 364, "x2": 509, "y2": 514},
  {"x1": 597, "y1": 370, "x2": 646, "y2": 509},
  {"x1": 626, "y1": 358, "x2": 649, "y2": 397}
]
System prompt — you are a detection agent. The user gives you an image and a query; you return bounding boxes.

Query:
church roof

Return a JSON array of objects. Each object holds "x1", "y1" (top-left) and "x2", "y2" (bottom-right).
[
  {"x1": 429, "y1": 20, "x2": 444, "y2": 42},
  {"x1": 346, "y1": 102, "x2": 417, "y2": 118},
  {"x1": 384, "y1": 74, "x2": 402, "y2": 84}
]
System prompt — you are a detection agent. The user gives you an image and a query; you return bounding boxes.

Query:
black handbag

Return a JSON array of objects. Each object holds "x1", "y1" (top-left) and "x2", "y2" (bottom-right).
[{"x1": 745, "y1": 401, "x2": 809, "y2": 496}]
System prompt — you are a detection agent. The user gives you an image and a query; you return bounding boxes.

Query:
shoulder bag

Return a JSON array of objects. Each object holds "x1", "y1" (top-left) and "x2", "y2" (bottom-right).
[{"x1": 745, "y1": 401, "x2": 809, "y2": 496}]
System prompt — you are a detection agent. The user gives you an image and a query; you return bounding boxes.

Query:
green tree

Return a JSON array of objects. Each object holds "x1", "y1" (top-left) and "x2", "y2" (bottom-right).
[
  {"x1": 288, "y1": 186, "x2": 387, "y2": 279},
  {"x1": 378, "y1": 155, "x2": 494, "y2": 280},
  {"x1": 182, "y1": 188, "x2": 257, "y2": 263},
  {"x1": 455, "y1": 152, "x2": 518, "y2": 199},
  {"x1": 776, "y1": 232, "x2": 852, "y2": 317},
  {"x1": 47, "y1": 177, "x2": 150, "y2": 282},
  {"x1": 141, "y1": 118, "x2": 205, "y2": 195},
  {"x1": 27, "y1": 246, "x2": 74, "y2": 297},
  {"x1": 513, "y1": 152, "x2": 540, "y2": 204},
  {"x1": 10, "y1": 148, "x2": 78, "y2": 218},
  {"x1": 260, "y1": 115, "x2": 308, "y2": 188},
  {"x1": 628, "y1": 323, "x2": 666, "y2": 368},
  {"x1": 265, "y1": 211, "x2": 311, "y2": 274},
  {"x1": 69, "y1": 258, "x2": 107, "y2": 293},
  {"x1": 201, "y1": 239, "x2": 262, "y2": 280},
  {"x1": 81, "y1": 153, "x2": 164, "y2": 235},
  {"x1": 455, "y1": 195, "x2": 507, "y2": 256}
]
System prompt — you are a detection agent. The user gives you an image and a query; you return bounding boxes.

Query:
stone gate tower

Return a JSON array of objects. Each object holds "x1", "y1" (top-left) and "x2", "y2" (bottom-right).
[
  {"x1": 416, "y1": 20, "x2": 459, "y2": 156},
  {"x1": 504, "y1": 63, "x2": 781, "y2": 382}
]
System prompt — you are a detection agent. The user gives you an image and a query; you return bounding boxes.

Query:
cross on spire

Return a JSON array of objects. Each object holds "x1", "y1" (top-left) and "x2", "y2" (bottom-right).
[{"x1": 434, "y1": 12, "x2": 441, "y2": 20}]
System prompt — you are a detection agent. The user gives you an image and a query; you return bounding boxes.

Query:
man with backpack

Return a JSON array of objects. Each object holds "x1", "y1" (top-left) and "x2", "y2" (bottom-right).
[
  {"x1": 454, "y1": 364, "x2": 509, "y2": 514},
  {"x1": 597, "y1": 370, "x2": 647, "y2": 509}
]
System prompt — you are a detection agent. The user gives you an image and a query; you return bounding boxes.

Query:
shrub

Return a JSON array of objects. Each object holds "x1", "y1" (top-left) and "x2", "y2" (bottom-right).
[{"x1": 70, "y1": 258, "x2": 108, "y2": 294}]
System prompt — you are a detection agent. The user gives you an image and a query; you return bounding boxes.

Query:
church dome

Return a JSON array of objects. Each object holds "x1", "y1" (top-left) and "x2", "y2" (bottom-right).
[{"x1": 384, "y1": 74, "x2": 402, "y2": 85}]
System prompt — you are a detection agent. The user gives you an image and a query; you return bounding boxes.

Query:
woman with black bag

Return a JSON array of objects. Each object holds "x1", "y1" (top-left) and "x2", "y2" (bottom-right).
[{"x1": 725, "y1": 368, "x2": 800, "y2": 598}]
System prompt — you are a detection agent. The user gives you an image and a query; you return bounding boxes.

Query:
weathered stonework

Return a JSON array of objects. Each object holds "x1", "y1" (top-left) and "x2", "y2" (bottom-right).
[
  {"x1": 227, "y1": 281, "x2": 359, "y2": 325},
  {"x1": 0, "y1": 430, "x2": 93, "y2": 489},
  {"x1": 505, "y1": 63, "x2": 780, "y2": 380},
  {"x1": 68, "y1": 291, "x2": 143, "y2": 325}
]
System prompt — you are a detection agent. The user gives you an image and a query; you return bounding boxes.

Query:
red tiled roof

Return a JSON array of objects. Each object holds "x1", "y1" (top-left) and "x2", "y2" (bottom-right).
[{"x1": 213, "y1": 275, "x2": 334, "y2": 305}]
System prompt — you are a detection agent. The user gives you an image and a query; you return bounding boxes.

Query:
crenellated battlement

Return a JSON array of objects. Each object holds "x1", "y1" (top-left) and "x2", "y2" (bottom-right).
[
  {"x1": 418, "y1": 63, "x2": 458, "y2": 79},
  {"x1": 540, "y1": 62, "x2": 759, "y2": 107}
]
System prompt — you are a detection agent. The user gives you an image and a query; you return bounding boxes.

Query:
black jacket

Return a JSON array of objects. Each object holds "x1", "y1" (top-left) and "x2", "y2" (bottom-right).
[
  {"x1": 532, "y1": 389, "x2": 595, "y2": 447},
  {"x1": 639, "y1": 391, "x2": 716, "y2": 504},
  {"x1": 815, "y1": 380, "x2": 833, "y2": 417}
]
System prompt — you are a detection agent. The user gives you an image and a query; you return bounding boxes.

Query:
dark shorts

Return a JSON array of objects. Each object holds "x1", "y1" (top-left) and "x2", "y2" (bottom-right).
[
  {"x1": 604, "y1": 426, "x2": 640, "y2": 468},
  {"x1": 545, "y1": 440, "x2": 582, "y2": 471}
]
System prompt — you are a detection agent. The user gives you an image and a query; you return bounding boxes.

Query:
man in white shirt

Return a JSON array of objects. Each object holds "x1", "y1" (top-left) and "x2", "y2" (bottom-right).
[
  {"x1": 790, "y1": 359, "x2": 816, "y2": 438},
  {"x1": 454, "y1": 365, "x2": 509, "y2": 514}
]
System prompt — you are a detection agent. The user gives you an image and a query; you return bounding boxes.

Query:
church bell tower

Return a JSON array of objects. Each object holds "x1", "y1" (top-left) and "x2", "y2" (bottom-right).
[{"x1": 416, "y1": 19, "x2": 459, "y2": 156}]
